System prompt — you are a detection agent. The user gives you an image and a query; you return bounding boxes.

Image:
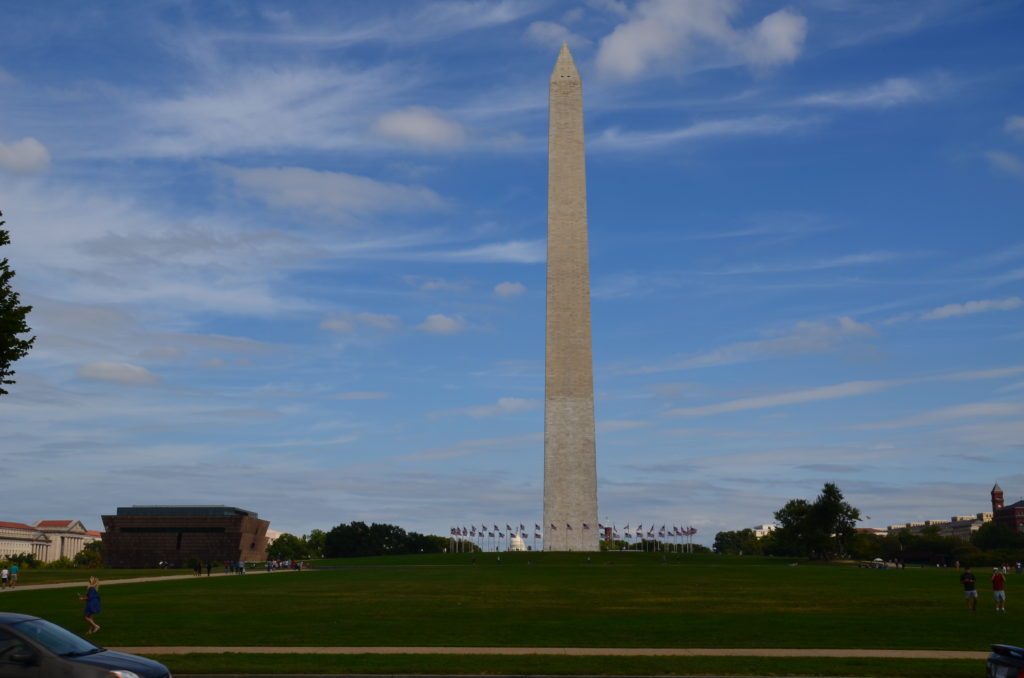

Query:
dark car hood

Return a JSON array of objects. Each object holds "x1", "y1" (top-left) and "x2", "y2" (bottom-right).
[{"x1": 68, "y1": 648, "x2": 169, "y2": 676}]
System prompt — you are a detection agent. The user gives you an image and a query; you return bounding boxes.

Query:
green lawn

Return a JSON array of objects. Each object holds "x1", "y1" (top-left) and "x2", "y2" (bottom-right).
[{"x1": 1, "y1": 552, "x2": 1018, "y2": 675}]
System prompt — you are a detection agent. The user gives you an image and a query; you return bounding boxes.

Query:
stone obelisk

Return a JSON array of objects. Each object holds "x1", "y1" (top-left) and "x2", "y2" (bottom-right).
[{"x1": 543, "y1": 44, "x2": 598, "y2": 552}]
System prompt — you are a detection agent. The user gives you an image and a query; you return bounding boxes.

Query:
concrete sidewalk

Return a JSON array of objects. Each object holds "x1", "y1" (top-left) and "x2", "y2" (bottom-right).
[
  {"x1": 0, "y1": 568, "x2": 293, "y2": 592},
  {"x1": 112, "y1": 646, "x2": 987, "y2": 659}
]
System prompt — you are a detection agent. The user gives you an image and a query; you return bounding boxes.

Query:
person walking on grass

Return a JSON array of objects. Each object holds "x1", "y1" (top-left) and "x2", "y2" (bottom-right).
[
  {"x1": 1, "y1": 566, "x2": 8, "y2": 589},
  {"x1": 79, "y1": 576, "x2": 101, "y2": 634},
  {"x1": 9, "y1": 563, "x2": 18, "y2": 588},
  {"x1": 993, "y1": 567, "x2": 1007, "y2": 612},
  {"x1": 961, "y1": 566, "x2": 978, "y2": 611}
]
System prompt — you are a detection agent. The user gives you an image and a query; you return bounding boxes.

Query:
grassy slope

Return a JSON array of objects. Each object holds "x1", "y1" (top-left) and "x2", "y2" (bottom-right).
[{"x1": 2, "y1": 553, "x2": 1019, "y2": 651}]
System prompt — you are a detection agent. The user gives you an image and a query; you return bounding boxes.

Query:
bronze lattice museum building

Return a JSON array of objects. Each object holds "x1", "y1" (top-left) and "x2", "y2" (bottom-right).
[{"x1": 101, "y1": 505, "x2": 270, "y2": 568}]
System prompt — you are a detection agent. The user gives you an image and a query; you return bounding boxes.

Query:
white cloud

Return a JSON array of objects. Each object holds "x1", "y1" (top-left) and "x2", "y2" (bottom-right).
[
  {"x1": 598, "y1": 419, "x2": 650, "y2": 433},
  {"x1": 593, "y1": 115, "x2": 816, "y2": 150},
  {"x1": 77, "y1": 362, "x2": 160, "y2": 386},
  {"x1": 418, "y1": 314, "x2": 465, "y2": 334},
  {"x1": 494, "y1": 281, "x2": 526, "y2": 297},
  {"x1": 328, "y1": 391, "x2": 391, "y2": 400},
  {"x1": 227, "y1": 166, "x2": 445, "y2": 216},
  {"x1": 131, "y1": 66, "x2": 401, "y2": 158},
  {"x1": 1005, "y1": 115, "x2": 1024, "y2": 141},
  {"x1": 525, "y1": 21, "x2": 590, "y2": 49},
  {"x1": 713, "y1": 251, "x2": 904, "y2": 275},
  {"x1": 595, "y1": 0, "x2": 806, "y2": 80},
  {"x1": 417, "y1": 278, "x2": 467, "y2": 292},
  {"x1": 418, "y1": 240, "x2": 546, "y2": 264},
  {"x1": 921, "y1": 296, "x2": 1022, "y2": 320},
  {"x1": 372, "y1": 106, "x2": 466, "y2": 150},
  {"x1": 666, "y1": 380, "x2": 897, "y2": 417},
  {"x1": 320, "y1": 311, "x2": 401, "y2": 333},
  {"x1": 454, "y1": 397, "x2": 540, "y2": 418},
  {"x1": 799, "y1": 77, "x2": 933, "y2": 108},
  {"x1": 857, "y1": 401, "x2": 1024, "y2": 430},
  {"x1": 0, "y1": 138, "x2": 50, "y2": 174},
  {"x1": 626, "y1": 317, "x2": 875, "y2": 374},
  {"x1": 987, "y1": 151, "x2": 1024, "y2": 179}
]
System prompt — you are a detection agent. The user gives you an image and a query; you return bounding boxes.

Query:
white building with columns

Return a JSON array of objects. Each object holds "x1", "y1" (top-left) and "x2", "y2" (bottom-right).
[{"x1": 0, "y1": 520, "x2": 100, "y2": 563}]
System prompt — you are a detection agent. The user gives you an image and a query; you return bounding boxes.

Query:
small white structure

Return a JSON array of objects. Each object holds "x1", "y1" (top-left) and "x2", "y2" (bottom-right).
[
  {"x1": 509, "y1": 533, "x2": 527, "y2": 552},
  {"x1": 752, "y1": 524, "x2": 776, "y2": 538}
]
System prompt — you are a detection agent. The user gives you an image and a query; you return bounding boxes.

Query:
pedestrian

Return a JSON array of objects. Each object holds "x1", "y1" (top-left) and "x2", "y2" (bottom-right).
[
  {"x1": 206, "y1": 561, "x2": 211, "y2": 576},
  {"x1": 993, "y1": 567, "x2": 1007, "y2": 612},
  {"x1": 79, "y1": 576, "x2": 101, "y2": 634},
  {"x1": 1017, "y1": 561, "x2": 1022, "y2": 575},
  {"x1": 9, "y1": 563, "x2": 19, "y2": 588},
  {"x1": 1, "y1": 566, "x2": 8, "y2": 589},
  {"x1": 960, "y1": 566, "x2": 978, "y2": 611}
]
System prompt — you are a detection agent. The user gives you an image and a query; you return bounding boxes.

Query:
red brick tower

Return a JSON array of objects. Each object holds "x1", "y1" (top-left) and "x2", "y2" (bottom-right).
[{"x1": 992, "y1": 483, "x2": 1004, "y2": 512}]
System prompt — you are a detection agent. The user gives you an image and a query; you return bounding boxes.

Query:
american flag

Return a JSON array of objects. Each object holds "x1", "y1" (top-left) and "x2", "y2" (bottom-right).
[
  {"x1": 493, "y1": 524, "x2": 499, "y2": 532},
  {"x1": 550, "y1": 523, "x2": 557, "y2": 530},
  {"x1": 582, "y1": 523, "x2": 590, "y2": 530},
  {"x1": 566, "y1": 523, "x2": 573, "y2": 530},
  {"x1": 535, "y1": 524, "x2": 541, "y2": 530},
  {"x1": 488, "y1": 532, "x2": 494, "y2": 538},
  {"x1": 498, "y1": 532, "x2": 504, "y2": 538},
  {"x1": 534, "y1": 533, "x2": 541, "y2": 539},
  {"x1": 506, "y1": 524, "x2": 512, "y2": 531}
]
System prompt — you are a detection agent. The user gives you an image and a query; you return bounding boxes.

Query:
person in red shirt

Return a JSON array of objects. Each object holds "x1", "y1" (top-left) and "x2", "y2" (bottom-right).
[{"x1": 993, "y1": 567, "x2": 1007, "y2": 612}]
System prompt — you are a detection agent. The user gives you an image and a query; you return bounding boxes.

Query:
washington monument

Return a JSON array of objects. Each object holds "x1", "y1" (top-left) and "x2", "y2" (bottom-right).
[{"x1": 543, "y1": 44, "x2": 599, "y2": 552}]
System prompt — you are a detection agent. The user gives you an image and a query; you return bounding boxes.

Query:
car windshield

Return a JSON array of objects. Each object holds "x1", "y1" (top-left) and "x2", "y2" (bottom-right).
[{"x1": 11, "y1": 618, "x2": 101, "y2": 656}]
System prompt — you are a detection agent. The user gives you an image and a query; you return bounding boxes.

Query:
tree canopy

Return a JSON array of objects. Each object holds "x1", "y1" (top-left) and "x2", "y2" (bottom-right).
[
  {"x1": 0, "y1": 209, "x2": 35, "y2": 395},
  {"x1": 768, "y1": 483, "x2": 861, "y2": 560}
]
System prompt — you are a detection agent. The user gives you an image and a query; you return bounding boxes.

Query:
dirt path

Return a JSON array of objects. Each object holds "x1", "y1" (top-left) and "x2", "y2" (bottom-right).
[
  {"x1": 0, "y1": 568, "x2": 290, "y2": 592},
  {"x1": 112, "y1": 646, "x2": 987, "y2": 659}
]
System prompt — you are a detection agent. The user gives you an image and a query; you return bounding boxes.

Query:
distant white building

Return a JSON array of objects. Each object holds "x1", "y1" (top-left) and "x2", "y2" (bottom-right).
[
  {"x1": 0, "y1": 520, "x2": 100, "y2": 563},
  {"x1": 887, "y1": 513, "x2": 992, "y2": 541},
  {"x1": 752, "y1": 524, "x2": 776, "y2": 538},
  {"x1": 509, "y1": 533, "x2": 527, "y2": 551}
]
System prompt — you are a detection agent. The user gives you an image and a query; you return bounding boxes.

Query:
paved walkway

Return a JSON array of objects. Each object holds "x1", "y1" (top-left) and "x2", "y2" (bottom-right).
[
  {"x1": 0, "y1": 568, "x2": 288, "y2": 592},
  {"x1": 110, "y1": 646, "x2": 988, "y2": 659}
]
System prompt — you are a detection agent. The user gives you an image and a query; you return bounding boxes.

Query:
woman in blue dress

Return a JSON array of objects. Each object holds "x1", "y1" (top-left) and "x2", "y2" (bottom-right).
[{"x1": 79, "y1": 576, "x2": 101, "y2": 634}]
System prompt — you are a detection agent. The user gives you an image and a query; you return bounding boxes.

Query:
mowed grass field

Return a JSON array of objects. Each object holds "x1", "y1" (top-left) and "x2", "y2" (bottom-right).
[{"x1": 1, "y1": 552, "x2": 1019, "y2": 675}]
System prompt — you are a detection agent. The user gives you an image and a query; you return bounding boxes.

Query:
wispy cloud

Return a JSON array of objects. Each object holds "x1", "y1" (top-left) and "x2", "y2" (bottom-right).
[
  {"x1": 856, "y1": 401, "x2": 1024, "y2": 430},
  {"x1": 664, "y1": 379, "x2": 897, "y2": 417},
  {"x1": 442, "y1": 397, "x2": 541, "y2": 418},
  {"x1": 494, "y1": 281, "x2": 527, "y2": 297},
  {"x1": 624, "y1": 317, "x2": 875, "y2": 375},
  {"x1": 524, "y1": 21, "x2": 590, "y2": 49},
  {"x1": 593, "y1": 115, "x2": 817, "y2": 150},
  {"x1": 77, "y1": 362, "x2": 161, "y2": 386},
  {"x1": 797, "y1": 76, "x2": 940, "y2": 108},
  {"x1": 921, "y1": 296, "x2": 1022, "y2": 320},
  {"x1": 320, "y1": 312, "x2": 401, "y2": 333},
  {"x1": 226, "y1": 166, "x2": 446, "y2": 218},
  {"x1": 399, "y1": 432, "x2": 541, "y2": 461},
  {"x1": 1006, "y1": 115, "x2": 1024, "y2": 141},
  {"x1": 328, "y1": 392, "x2": 391, "y2": 400},
  {"x1": 710, "y1": 251, "x2": 906, "y2": 275},
  {"x1": 987, "y1": 151, "x2": 1024, "y2": 179}
]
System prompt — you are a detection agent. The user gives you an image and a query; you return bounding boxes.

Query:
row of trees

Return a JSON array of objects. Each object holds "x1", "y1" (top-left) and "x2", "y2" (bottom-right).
[
  {"x1": 267, "y1": 522, "x2": 450, "y2": 560},
  {"x1": 714, "y1": 483, "x2": 1024, "y2": 565},
  {"x1": 0, "y1": 542, "x2": 103, "y2": 569}
]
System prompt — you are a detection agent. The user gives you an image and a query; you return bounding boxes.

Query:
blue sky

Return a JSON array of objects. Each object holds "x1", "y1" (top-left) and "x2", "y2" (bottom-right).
[{"x1": 1, "y1": 0, "x2": 1022, "y2": 545}]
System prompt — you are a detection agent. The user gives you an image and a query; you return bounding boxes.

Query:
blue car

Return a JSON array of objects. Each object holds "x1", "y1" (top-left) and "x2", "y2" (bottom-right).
[
  {"x1": 0, "y1": 612, "x2": 171, "y2": 677},
  {"x1": 988, "y1": 644, "x2": 1024, "y2": 678}
]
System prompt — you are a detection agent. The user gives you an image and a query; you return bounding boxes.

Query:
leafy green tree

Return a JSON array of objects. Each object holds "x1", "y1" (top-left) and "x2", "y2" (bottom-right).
[
  {"x1": 0, "y1": 209, "x2": 35, "y2": 395},
  {"x1": 304, "y1": 529, "x2": 327, "y2": 558},
  {"x1": 323, "y1": 521, "x2": 447, "y2": 557},
  {"x1": 267, "y1": 532, "x2": 308, "y2": 560},
  {"x1": 713, "y1": 529, "x2": 762, "y2": 555},
  {"x1": 73, "y1": 541, "x2": 103, "y2": 568},
  {"x1": 972, "y1": 521, "x2": 1024, "y2": 551},
  {"x1": 768, "y1": 483, "x2": 861, "y2": 560}
]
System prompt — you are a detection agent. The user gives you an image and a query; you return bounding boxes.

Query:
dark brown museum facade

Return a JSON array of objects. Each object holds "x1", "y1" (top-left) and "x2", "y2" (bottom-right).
[{"x1": 101, "y1": 506, "x2": 270, "y2": 568}]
